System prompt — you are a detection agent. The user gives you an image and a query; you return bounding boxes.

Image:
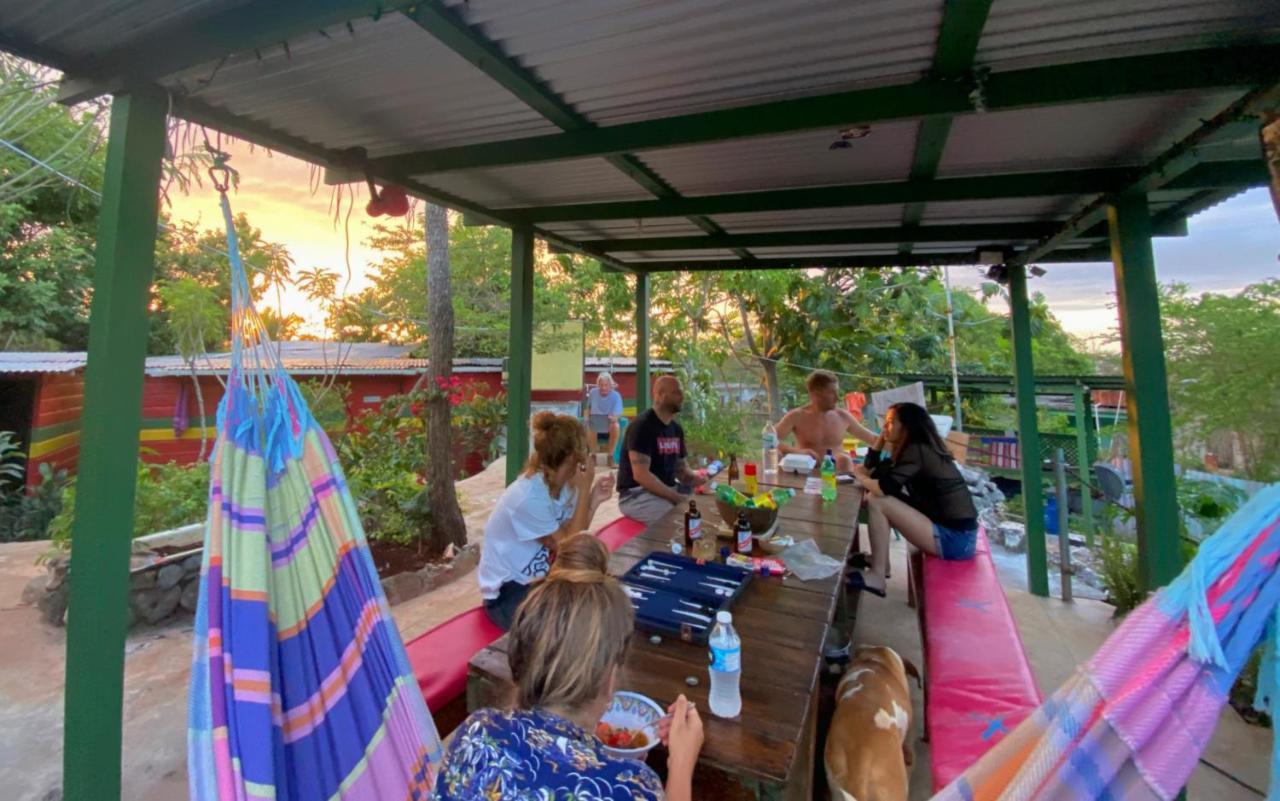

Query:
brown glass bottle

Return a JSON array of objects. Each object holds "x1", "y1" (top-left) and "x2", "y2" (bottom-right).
[
  {"x1": 684, "y1": 500, "x2": 702, "y2": 553},
  {"x1": 727, "y1": 455, "x2": 739, "y2": 483},
  {"x1": 734, "y1": 510, "x2": 753, "y2": 555}
]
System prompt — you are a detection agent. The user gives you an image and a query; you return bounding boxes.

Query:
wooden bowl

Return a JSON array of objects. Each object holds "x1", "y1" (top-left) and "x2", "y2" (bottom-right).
[{"x1": 714, "y1": 499, "x2": 778, "y2": 536}]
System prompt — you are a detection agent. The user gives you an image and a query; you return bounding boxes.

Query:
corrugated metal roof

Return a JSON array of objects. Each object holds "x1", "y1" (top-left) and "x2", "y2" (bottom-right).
[
  {"x1": 0, "y1": 351, "x2": 88, "y2": 374},
  {"x1": 637, "y1": 123, "x2": 919, "y2": 197},
  {"x1": 977, "y1": 0, "x2": 1280, "y2": 71},
  {"x1": 422, "y1": 157, "x2": 655, "y2": 209},
  {"x1": 921, "y1": 197, "x2": 1081, "y2": 225},
  {"x1": 165, "y1": 15, "x2": 562, "y2": 156},
  {"x1": 0, "y1": 0, "x2": 1271, "y2": 270},
  {"x1": 0, "y1": 0, "x2": 237, "y2": 58},
  {"x1": 711, "y1": 206, "x2": 909, "y2": 234},
  {"x1": 442, "y1": 0, "x2": 941, "y2": 126},
  {"x1": 540, "y1": 218, "x2": 707, "y2": 240},
  {"x1": 939, "y1": 91, "x2": 1243, "y2": 177}
]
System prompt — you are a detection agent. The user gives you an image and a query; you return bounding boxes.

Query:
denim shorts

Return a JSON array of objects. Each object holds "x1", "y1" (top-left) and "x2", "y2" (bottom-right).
[{"x1": 933, "y1": 523, "x2": 977, "y2": 561}]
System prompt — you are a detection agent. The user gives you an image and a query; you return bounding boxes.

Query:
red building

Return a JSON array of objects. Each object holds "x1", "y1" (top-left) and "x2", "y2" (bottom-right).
[{"x1": 0, "y1": 344, "x2": 661, "y2": 484}]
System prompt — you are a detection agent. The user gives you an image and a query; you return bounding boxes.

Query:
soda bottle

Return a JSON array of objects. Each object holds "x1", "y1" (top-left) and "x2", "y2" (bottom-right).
[
  {"x1": 735, "y1": 510, "x2": 753, "y2": 555},
  {"x1": 684, "y1": 500, "x2": 702, "y2": 554},
  {"x1": 761, "y1": 421, "x2": 779, "y2": 475},
  {"x1": 708, "y1": 611, "x2": 742, "y2": 718},
  {"x1": 743, "y1": 462, "x2": 758, "y2": 496},
  {"x1": 821, "y1": 449, "x2": 837, "y2": 502}
]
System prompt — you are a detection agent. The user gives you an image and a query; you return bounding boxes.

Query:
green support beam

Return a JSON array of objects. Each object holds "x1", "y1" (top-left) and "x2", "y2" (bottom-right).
[
  {"x1": 506, "y1": 227, "x2": 535, "y2": 485},
  {"x1": 1008, "y1": 265, "x2": 1050, "y2": 598},
  {"x1": 899, "y1": 0, "x2": 994, "y2": 247},
  {"x1": 368, "y1": 44, "x2": 1280, "y2": 175},
  {"x1": 1108, "y1": 192, "x2": 1182, "y2": 590},
  {"x1": 513, "y1": 160, "x2": 1260, "y2": 224},
  {"x1": 577, "y1": 222, "x2": 1055, "y2": 252},
  {"x1": 635, "y1": 273, "x2": 651, "y2": 414},
  {"x1": 1073, "y1": 385, "x2": 1096, "y2": 549},
  {"x1": 59, "y1": 1, "x2": 416, "y2": 103},
  {"x1": 62, "y1": 91, "x2": 168, "y2": 801}
]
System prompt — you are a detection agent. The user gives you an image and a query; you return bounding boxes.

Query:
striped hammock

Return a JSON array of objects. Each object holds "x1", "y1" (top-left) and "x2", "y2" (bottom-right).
[
  {"x1": 932, "y1": 484, "x2": 1280, "y2": 801},
  {"x1": 188, "y1": 188, "x2": 442, "y2": 800}
]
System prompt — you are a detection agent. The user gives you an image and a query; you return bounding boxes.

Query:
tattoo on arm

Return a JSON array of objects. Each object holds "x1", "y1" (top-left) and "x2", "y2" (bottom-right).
[{"x1": 629, "y1": 451, "x2": 651, "y2": 469}]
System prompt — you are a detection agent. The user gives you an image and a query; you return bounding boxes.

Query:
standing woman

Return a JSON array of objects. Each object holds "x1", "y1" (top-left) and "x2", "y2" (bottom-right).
[
  {"x1": 478, "y1": 412, "x2": 613, "y2": 629},
  {"x1": 850, "y1": 402, "x2": 978, "y2": 596}
]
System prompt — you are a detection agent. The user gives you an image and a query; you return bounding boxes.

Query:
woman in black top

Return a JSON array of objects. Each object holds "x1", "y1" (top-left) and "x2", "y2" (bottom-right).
[{"x1": 850, "y1": 402, "x2": 978, "y2": 596}]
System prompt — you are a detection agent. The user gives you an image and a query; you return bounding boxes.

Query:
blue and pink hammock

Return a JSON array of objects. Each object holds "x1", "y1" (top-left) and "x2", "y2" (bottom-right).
[
  {"x1": 933, "y1": 484, "x2": 1280, "y2": 801},
  {"x1": 185, "y1": 180, "x2": 1280, "y2": 800},
  {"x1": 187, "y1": 185, "x2": 441, "y2": 800}
]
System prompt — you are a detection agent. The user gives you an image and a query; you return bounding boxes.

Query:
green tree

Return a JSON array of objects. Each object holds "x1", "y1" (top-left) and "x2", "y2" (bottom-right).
[
  {"x1": 1161, "y1": 279, "x2": 1280, "y2": 480},
  {"x1": 156, "y1": 277, "x2": 222, "y2": 460}
]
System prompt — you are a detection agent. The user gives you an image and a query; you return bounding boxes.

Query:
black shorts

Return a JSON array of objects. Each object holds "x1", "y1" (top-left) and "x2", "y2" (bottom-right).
[{"x1": 483, "y1": 580, "x2": 531, "y2": 631}]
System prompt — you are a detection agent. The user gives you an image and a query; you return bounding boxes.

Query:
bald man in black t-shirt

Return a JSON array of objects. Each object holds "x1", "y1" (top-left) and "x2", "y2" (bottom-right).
[{"x1": 617, "y1": 375, "x2": 707, "y2": 523}]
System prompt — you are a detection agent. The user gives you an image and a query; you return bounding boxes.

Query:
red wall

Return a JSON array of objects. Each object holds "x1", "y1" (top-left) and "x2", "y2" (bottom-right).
[{"x1": 27, "y1": 373, "x2": 83, "y2": 484}]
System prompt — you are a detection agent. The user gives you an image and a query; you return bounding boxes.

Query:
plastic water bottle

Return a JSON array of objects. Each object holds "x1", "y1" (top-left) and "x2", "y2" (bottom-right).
[
  {"x1": 708, "y1": 611, "x2": 742, "y2": 718},
  {"x1": 761, "y1": 421, "x2": 779, "y2": 475},
  {"x1": 821, "y1": 449, "x2": 837, "y2": 502}
]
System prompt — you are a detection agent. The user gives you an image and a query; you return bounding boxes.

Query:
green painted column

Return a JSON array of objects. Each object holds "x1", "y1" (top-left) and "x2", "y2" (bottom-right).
[
  {"x1": 1073, "y1": 385, "x2": 1096, "y2": 548},
  {"x1": 1009, "y1": 264, "x2": 1049, "y2": 597},
  {"x1": 62, "y1": 91, "x2": 167, "y2": 801},
  {"x1": 634, "y1": 272, "x2": 651, "y2": 413},
  {"x1": 1108, "y1": 191, "x2": 1181, "y2": 590},
  {"x1": 505, "y1": 226, "x2": 535, "y2": 485}
]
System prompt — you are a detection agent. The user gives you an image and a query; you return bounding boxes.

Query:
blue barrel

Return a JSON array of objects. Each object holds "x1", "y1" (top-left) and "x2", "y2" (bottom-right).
[{"x1": 1044, "y1": 493, "x2": 1060, "y2": 535}]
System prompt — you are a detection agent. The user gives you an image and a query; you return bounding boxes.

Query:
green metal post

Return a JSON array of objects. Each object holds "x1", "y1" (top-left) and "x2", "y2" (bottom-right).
[
  {"x1": 506, "y1": 226, "x2": 535, "y2": 485},
  {"x1": 1009, "y1": 265, "x2": 1049, "y2": 597},
  {"x1": 635, "y1": 272, "x2": 651, "y2": 413},
  {"x1": 1073, "y1": 385, "x2": 1096, "y2": 548},
  {"x1": 62, "y1": 92, "x2": 167, "y2": 801},
  {"x1": 1108, "y1": 191, "x2": 1181, "y2": 590}
]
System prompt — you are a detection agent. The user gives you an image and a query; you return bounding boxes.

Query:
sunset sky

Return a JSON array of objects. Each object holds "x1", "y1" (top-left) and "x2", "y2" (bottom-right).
[{"x1": 165, "y1": 142, "x2": 1280, "y2": 345}]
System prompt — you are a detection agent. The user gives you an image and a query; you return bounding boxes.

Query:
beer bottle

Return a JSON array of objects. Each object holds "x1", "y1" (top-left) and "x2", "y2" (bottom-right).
[
  {"x1": 728, "y1": 454, "x2": 739, "y2": 483},
  {"x1": 685, "y1": 500, "x2": 702, "y2": 554},
  {"x1": 734, "y1": 510, "x2": 753, "y2": 555}
]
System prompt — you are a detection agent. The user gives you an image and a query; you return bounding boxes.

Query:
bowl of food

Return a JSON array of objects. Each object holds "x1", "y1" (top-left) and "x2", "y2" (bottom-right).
[
  {"x1": 714, "y1": 498, "x2": 778, "y2": 535},
  {"x1": 596, "y1": 691, "x2": 664, "y2": 758}
]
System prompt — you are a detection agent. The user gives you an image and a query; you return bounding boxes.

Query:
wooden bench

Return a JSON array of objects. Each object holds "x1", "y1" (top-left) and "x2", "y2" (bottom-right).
[
  {"x1": 908, "y1": 527, "x2": 1042, "y2": 791},
  {"x1": 404, "y1": 515, "x2": 649, "y2": 734}
]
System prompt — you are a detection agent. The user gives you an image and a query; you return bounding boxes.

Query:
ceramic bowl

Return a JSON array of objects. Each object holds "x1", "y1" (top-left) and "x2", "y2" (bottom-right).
[{"x1": 597, "y1": 691, "x2": 664, "y2": 758}]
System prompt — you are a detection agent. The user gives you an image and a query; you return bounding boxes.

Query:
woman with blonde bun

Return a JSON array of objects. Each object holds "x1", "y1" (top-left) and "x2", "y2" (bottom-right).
[
  {"x1": 477, "y1": 412, "x2": 613, "y2": 629},
  {"x1": 434, "y1": 569, "x2": 705, "y2": 801}
]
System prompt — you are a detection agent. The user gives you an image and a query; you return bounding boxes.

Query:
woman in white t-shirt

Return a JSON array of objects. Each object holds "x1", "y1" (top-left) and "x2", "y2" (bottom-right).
[{"x1": 479, "y1": 412, "x2": 614, "y2": 629}]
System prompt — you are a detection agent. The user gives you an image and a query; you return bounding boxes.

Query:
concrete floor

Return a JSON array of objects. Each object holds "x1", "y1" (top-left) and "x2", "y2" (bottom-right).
[{"x1": 0, "y1": 468, "x2": 1270, "y2": 800}]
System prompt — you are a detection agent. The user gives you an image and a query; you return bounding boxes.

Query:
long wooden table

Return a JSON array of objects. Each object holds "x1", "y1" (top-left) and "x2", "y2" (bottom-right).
[{"x1": 466, "y1": 479, "x2": 865, "y2": 800}]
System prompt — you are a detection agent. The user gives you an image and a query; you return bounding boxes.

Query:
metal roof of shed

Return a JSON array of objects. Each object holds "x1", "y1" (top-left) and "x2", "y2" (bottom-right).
[{"x1": 1, "y1": 0, "x2": 1276, "y2": 272}]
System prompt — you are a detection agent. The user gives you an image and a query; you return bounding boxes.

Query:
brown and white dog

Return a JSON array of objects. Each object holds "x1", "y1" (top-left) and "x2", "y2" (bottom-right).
[{"x1": 824, "y1": 645, "x2": 921, "y2": 801}]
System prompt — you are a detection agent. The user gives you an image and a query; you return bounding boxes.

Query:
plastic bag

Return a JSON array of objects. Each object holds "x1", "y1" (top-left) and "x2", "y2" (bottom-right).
[{"x1": 780, "y1": 538, "x2": 844, "y2": 581}]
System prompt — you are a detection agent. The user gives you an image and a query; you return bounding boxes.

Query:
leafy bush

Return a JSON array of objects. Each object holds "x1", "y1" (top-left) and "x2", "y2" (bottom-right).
[
  {"x1": 0, "y1": 432, "x2": 70, "y2": 542},
  {"x1": 453, "y1": 388, "x2": 508, "y2": 467},
  {"x1": 1231, "y1": 648, "x2": 1273, "y2": 728},
  {"x1": 337, "y1": 394, "x2": 432, "y2": 547},
  {"x1": 1098, "y1": 533, "x2": 1146, "y2": 615},
  {"x1": 50, "y1": 459, "x2": 210, "y2": 548},
  {"x1": 297, "y1": 379, "x2": 350, "y2": 432},
  {"x1": 678, "y1": 369, "x2": 751, "y2": 460}
]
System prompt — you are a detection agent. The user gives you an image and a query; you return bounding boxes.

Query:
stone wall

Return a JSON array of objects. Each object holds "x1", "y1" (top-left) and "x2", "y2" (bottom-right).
[{"x1": 29, "y1": 537, "x2": 481, "y2": 628}]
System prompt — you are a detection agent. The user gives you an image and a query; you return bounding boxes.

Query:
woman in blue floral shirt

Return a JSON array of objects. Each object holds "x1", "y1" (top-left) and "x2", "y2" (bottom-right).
[{"x1": 432, "y1": 559, "x2": 704, "y2": 801}]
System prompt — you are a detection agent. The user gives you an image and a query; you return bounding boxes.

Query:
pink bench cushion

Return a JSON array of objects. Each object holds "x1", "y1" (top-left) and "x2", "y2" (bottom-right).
[
  {"x1": 597, "y1": 517, "x2": 647, "y2": 552},
  {"x1": 404, "y1": 606, "x2": 503, "y2": 713},
  {"x1": 922, "y1": 528, "x2": 1042, "y2": 791}
]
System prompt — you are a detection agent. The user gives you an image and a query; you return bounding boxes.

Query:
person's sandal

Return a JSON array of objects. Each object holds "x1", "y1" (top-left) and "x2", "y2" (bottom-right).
[{"x1": 846, "y1": 569, "x2": 887, "y2": 597}]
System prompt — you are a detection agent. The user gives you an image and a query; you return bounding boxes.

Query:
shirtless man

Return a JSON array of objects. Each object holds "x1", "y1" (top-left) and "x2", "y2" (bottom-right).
[{"x1": 776, "y1": 370, "x2": 879, "y2": 472}]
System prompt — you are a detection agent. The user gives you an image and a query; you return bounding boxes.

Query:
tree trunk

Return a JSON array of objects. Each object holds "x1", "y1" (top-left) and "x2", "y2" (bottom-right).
[
  {"x1": 759, "y1": 357, "x2": 782, "y2": 422},
  {"x1": 190, "y1": 368, "x2": 207, "y2": 462},
  {"x1": 424, "y1": 203, "x2": 467, "y2": 553}
]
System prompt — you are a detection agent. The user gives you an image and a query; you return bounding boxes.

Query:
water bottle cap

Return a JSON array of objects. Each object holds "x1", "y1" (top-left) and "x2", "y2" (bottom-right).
[{"x1": 716, "y1": 611, "x2": 732, "y2": 624}]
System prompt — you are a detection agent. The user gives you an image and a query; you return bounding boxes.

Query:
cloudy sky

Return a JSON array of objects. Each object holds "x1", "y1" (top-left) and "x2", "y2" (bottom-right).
[{"x1": 167, "y1": 144, "x2": 1279, "y2": 341}]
